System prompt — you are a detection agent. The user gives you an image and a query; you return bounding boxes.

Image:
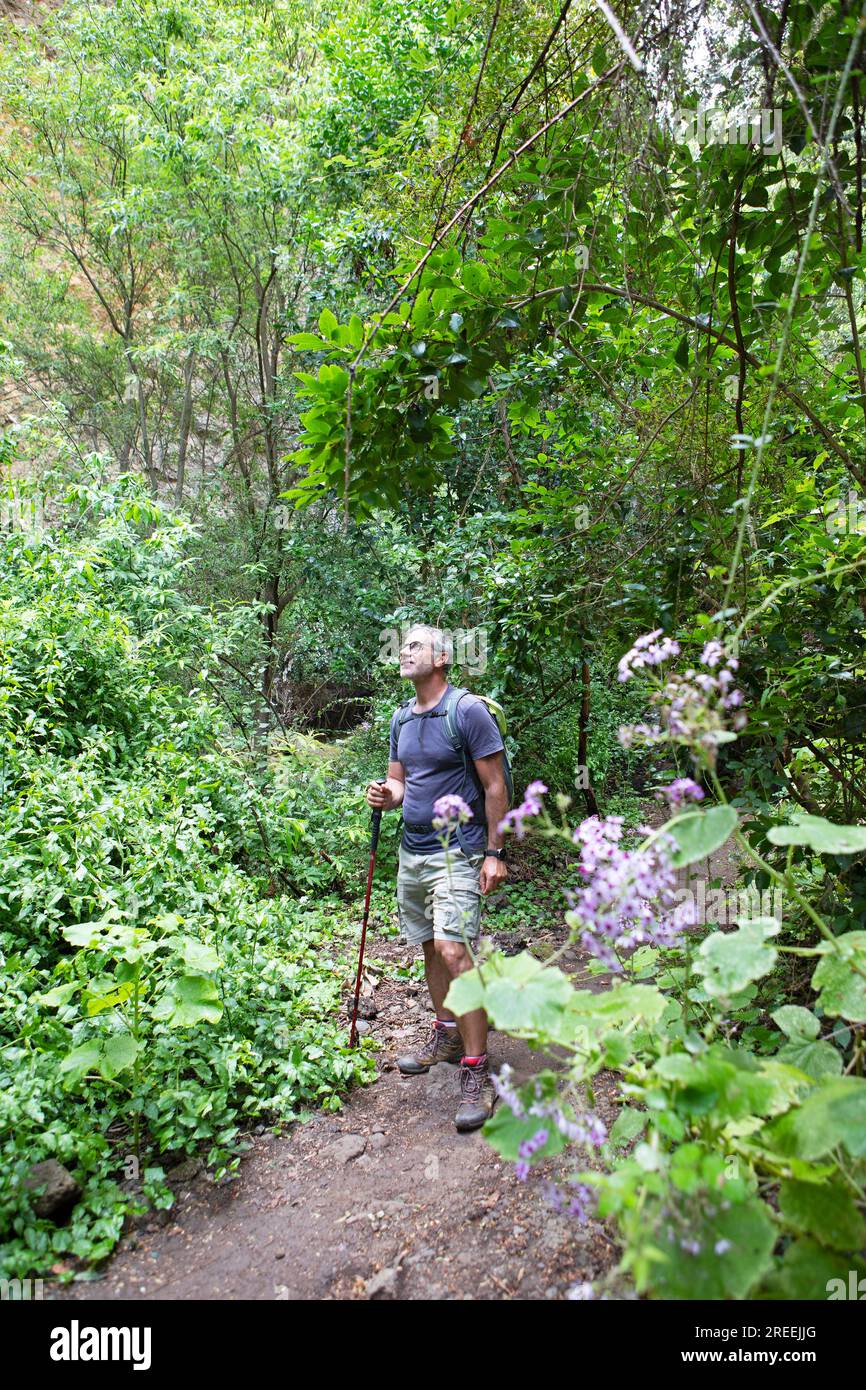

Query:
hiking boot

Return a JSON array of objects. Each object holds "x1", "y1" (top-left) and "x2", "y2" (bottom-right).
[
  {"x1": 396, "y1": 1021, "x2": 464, "y2": 1075},
  {"x1": 454, "y1": 1057, "x2": 497, "y2": 1132}
]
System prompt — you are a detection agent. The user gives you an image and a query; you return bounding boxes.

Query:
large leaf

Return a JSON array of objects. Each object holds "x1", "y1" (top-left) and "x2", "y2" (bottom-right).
[
  {"x1": 668, "y1": 805, "x2": 738, "y2": 867},
  {"x1": 778, "y1": 1179, "x2": 866, "y2": 1252},
  {"x1": 59, "y1": 1040, "x2": 102, "y2": 1085},
  {"x1": 153, "y1": 974, "x2": 223, "y2": 1027},
  {"x1": 764, "y1": 1076, "x2": 866, "y2": 1160},
  {"x1": 100, "y1": 1032, "x2": 140, "y2": 1079},
  {"x1": 652, "y1": 1195, "x2": 776, "y2": 1300},
  {"x1": 445, "y1": 952, "x2": 572, "y2": 1036},
  {"x1": 693, "y1": 918, "x2": 780, "y2": 996},
  {"x1": 759, "y1": 1238, "x2": 866, "y2": 1299},
  {"x1": 772, "y1": 1005, "x2": 819, "y2": 1040},
  {"x1": 772, "y1": 1004, "x2": 842, "y2": 1079},
  {"x1": 482, "y1": 1104, "x2": 567, "y2": 1163},
  {"x1": 180, "y1": 939, "x2": 221, "y2": 974},
  {"x1": 766, "y1": 815, "x2": 866, "y2": 854},
  {"x1": 812, "y1": 932, "x2": 866, "y2": 1022}
]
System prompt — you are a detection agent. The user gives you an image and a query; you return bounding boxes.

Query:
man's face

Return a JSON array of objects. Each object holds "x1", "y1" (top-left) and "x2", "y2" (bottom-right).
[{"x1": 399, "y1": 630, "x2": 446, "y2": 681}]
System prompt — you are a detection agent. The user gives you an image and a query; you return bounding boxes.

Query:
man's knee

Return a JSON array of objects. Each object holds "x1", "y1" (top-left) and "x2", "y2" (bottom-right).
[{"x1": 433, "y1": 937, "x2": 471, "y2": 974}]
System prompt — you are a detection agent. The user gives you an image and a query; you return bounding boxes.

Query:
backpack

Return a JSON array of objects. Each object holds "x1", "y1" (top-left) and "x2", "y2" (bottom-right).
[{"x1": 395, "y1": 686, "x2": 514, "y2": 820}]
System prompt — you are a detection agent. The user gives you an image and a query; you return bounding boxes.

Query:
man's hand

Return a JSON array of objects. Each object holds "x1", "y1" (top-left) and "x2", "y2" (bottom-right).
[
  {"x1": 479, "y1": 856, "x2": 508, "y2": 895},
  {"x1": 366, "y1": 780, "x2": 395, "y2": 811}
]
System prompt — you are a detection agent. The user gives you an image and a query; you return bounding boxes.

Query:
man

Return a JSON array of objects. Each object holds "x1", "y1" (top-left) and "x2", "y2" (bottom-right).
[{"x1": 366, "y1": 624, "x2": 509, "y2": 1131}]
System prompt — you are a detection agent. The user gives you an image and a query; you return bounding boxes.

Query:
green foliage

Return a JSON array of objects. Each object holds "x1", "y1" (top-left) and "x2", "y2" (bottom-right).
[{"x1": 0, "y1": 488, "x2": 374, "y2": 1279}]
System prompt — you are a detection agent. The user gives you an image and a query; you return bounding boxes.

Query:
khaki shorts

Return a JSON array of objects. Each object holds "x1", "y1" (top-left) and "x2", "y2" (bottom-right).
[{"x1": 396, "y1": 844, "x2": 484, "y2": 946}]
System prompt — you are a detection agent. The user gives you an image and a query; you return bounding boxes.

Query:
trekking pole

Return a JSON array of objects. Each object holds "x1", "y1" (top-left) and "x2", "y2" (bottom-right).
[{"x1": 349, "y1": 780, "x2": 386, "y2": 1048}]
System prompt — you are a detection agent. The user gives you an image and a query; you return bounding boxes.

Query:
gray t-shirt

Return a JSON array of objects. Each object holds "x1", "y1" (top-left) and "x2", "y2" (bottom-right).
[{"x1": 389, "y1": 686, "x2": 505, "y2": 853}]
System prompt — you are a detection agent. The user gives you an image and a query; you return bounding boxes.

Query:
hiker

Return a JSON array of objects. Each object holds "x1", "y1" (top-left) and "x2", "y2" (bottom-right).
[{"x1": 366, "y1": 624, "x2": 509, "y2": 1131}]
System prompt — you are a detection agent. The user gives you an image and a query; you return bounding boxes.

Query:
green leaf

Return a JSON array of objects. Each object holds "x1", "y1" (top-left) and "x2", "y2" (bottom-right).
[
  {"x1": 462, "y1": 263, "x2": 489, "y2": 295},
  {"x1": 100, "y1": 1032, "x2": 140, "y2": 1079},
  {"x1": 767, "y1": 815, "x2": 866, "y2": 854},
  {"x1": 776, "y1": 1037, "x2": 843, "y2": 1081},
  {"x1": 760, "y1": 1238, "x2": 866, "y2": 1299},
  {"x1": 37, "y1": 982, "x2": 79, "y2": 1008},
  {"x1": 772, "y1": 1005, "x2": 819, "y2": 1040},
  {"x1": 289, "y1": 333, "x2": 331, "y2": 351},
  {"x1": 653, "y1": 1195, "x2": 776, "y2": 1299},
  {"x1": 153, "y1": 974, "x2": 223, "y2": 1027},
  {"x1": 318, "y1": 307, "x2": 338, "y2": 341},
  {"x1": 812, "y1": 932, "x2": 866, "y2": 1022},
  {"x1": 444, "y1": 951, "x2": 572, "y2": 1037},
  {"x1": 180, "y1": 939, "x2": 221, "y2": 973},
  {"x1": 693, "y1": 918, "x2": 780, "y2": 996},
  {"x1": 608, "y1": 1107, "x2": 647, "y2": 1149},
  {"x1": 778, "y1": 1179, "x2": 866, "y2": 1252},
  {"x1": 482, "y1": 1103, "x2": 567, "y2": 1162},
  {"x1": 668, "y1": 805, "x2": 738, "y2": 867},
  {"x1": 765, "y1": 1076, "x2": 866, "y2": 1160},
  {"x1": 674, "y1": 333, "x2": 690, "y2": 368},
  {"x1": 59, "y1": 1041, "x2": 102, "y2": 1085}
]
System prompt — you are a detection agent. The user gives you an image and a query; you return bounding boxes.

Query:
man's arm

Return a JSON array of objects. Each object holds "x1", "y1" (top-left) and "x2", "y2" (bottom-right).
[
  {"x1": 366, "y1": 760, "x2": 405, "y2": 810},
  {"x1": 473, "y1": 752, "x2": 509, "y2": 894}
]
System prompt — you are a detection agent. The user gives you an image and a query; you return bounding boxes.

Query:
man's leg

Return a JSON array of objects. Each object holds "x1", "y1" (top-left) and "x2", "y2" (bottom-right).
[
  {"x1": 431, "y1": 939, "x2": 487, "y2": 1055},
  {"x1": 395, "y1": 852, "x2": 464, "y2": 1074},
  {"x1": 429, "y1": 853, "x2": 497, "y2": 1131}
]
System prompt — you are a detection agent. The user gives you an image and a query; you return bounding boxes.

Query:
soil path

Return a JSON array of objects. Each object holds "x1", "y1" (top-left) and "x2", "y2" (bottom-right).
[
  {"x1": 48, "y1": 829, "x2": 740, "y2": 1302},
  {"x1": 48, "y1": 929, "x2": 619, "y2": 1302}
]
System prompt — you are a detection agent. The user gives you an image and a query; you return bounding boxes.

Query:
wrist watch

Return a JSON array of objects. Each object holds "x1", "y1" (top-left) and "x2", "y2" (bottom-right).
[{"x1": 484, "y1": 847, "x2": 507, "y2": 860}]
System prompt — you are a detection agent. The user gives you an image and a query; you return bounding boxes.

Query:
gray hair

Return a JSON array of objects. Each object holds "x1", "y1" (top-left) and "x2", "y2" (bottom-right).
[{"x1": 405, "y1": 624, "x2": 453, "y2": 668}]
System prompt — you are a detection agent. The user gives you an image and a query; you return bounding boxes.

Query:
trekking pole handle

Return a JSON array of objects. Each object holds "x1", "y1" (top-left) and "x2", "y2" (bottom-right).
[{"x1": 369, "y1": 778, "x2": 386, "y2": 854}]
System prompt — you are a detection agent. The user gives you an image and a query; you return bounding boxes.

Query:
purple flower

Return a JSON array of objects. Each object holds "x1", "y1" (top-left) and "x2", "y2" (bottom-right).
[
  {"x1": 701, "y1": 640, "x2": 725, "y2": 668},
  {"x1": 564, "y1": 819, "x2": 687, "y2": 968},
  {"x1": 498, "y1": 780, "x2": 548, "y2": 839},
  {"x1": 657, "y1": 777, "x2": 705, "y2": 806},
  {"x1": 517, "y1": 1128, "x2": 549, "y2": 1161},
  {"x1": 680, "y1": 1238, "x2": 702, "y2": 1255},
  {"x1": 714, "y1": 1238, "x2": 732, "y2": 1256},
  {"x1": 491, "y1": 1064, "x2": 526, "y2": 1116},
  {"x1": 432, "y1": 794, "x2": 473, "y2": 829},
  {"x1": 618, "y1": 630, "x2": 681, "y2": 682},
  {"x1": 542, "y1": 1179, "x2": 596, "y2": 1225}
]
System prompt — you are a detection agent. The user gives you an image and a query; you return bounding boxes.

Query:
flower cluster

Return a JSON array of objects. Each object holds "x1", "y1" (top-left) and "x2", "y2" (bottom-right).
[
  {"x1": 618, "y1": 633, "x2": 747, "y2": 768},
  {"x1": 617, "y1": 629, "x2": 681, "y2": 681},
  {"x1": 491, "y1": 1066, "x2": 607, "y2": 1149},
  {"x1": 656, "y1": 777, "x2": 705, "y2": 806},
  {"x1": 431, "y1": 794, "x2": 473, "y2": 830},
  {"x1": 564, "y1": 816, "x2": 695, "y2": 969},
  {"x1": 497, "y1": 779, "x2": 548, "y2": 840},
  {"x1": 515, "y1": 1128, "x2": 549, "y2": 1181},
  {"x1": 542, "y1": 1178, "x2": 596, "y2": 1223}
]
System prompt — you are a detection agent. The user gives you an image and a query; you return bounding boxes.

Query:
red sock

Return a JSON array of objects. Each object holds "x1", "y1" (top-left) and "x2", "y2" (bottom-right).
[{"x1": 461, "y1": 1053, "x2": 487, "y2": 1065}]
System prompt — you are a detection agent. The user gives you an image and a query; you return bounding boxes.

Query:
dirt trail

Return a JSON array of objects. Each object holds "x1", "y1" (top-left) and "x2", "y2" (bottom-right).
[
  {"x1": 47, "y1": 929, "x2": 619, "y2": 1302},
  {"x1": 47, "y1": 829, "x2": 740, "y2": 1302}
]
